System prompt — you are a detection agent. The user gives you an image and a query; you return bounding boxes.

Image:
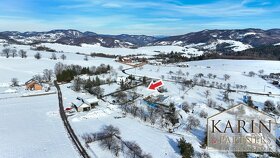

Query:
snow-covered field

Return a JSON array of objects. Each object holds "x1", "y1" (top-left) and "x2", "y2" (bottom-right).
[
  {"x1": 43, "y1": 43, "x2": 186, "y2": 56},
  {"x1": 0, "y1": 94, "x2": 79, "y2": 158},
  {"x1": 126, "y1": 59, "x2": 280, "y2": 110},
  {"x1": 127, "y1": 59, "x2": 280, "y2": 93}
]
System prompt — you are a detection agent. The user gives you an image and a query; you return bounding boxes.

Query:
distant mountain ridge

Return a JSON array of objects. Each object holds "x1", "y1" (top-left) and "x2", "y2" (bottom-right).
[
  {"x1": 1, "y1": 29, "x2": 280, "y2": 51},
  {"x1": 154, "y1": 28, "x2": 280, "y2": 47},
  {"x1": 0, "y1": 29, "x2": 157, "y2": 48}
]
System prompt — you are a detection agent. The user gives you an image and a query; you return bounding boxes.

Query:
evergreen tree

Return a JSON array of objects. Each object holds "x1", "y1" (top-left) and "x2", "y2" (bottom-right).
[
  {"x1": 120, "y1": 79, "x2": 126, "y2": 90},
  {"x1": 84, "y1": 78, "x2": 93, "y2": 91},
  {"x1": 143, "y1": 76, "x2": 147, "y2": 84},
  {"x1": 95, "y1": 76, "x2": 101, "y2": 86},
  {"x1": 178, "y1": 137, "x2": 194, "y2": 158}
]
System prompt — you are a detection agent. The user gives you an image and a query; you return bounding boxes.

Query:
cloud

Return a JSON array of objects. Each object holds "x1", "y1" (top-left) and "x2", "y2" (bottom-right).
[
  {"x1": 101, "y1": 3, "x2": 122, "y2": 8},
  {"x1": 168, "y1": 1, "x2": 268, "y2": 17},
  {"x1": 58, "y1": 0, "x2": 275, "y2": 18}
]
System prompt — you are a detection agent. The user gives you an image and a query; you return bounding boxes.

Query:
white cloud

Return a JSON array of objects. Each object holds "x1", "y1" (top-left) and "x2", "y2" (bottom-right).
[
  {"x1": 102, "y1": 3, "x2": 122, "y2": 8},
  {"x1": 168, "y1": 1, "x2": 267, "y2": 17}
]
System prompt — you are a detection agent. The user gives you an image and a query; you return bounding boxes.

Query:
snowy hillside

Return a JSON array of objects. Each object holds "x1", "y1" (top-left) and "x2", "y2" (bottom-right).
[
  {"x1": 39, "y1": 43, "x2": 188, "y2": 56},
  {"x1": 203, "y1": 39, "x2": 252, "y2": 52}
]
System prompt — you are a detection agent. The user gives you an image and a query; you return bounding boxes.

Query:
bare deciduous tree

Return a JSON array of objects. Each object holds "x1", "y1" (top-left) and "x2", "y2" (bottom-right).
[
  {"x1": 60, "y1": 54, "x2": 66, "y2": 60},
  {"x1": 11, "y1": 78, "x2": 19, "y2": 86},
  {"x1": 196, "y1": 73, "x2": 204, "y2": 78},
  {"x1": 50, "y1": 52, "x2": 57, "y2": 60},
  {"x1": 90, "y1": 86, "x2": 104, "y2": 98},
  {"x1": 10, "y1": 49, "x2": 17, "y2": 58},
  {"x1": 54, "y1": 62, "x2": 65, "y2": 75},
  {"x1": 224, "y1": 74, "x2": 230, "y2": 81},
  {"x1": 207, "y1": 73, "x2": 213, "y2": 79},
  {"x1": 204, "y1": 90, "x2": 211, "y2": 98},
  {"x1": 84, "y1": 55, "x2": 88, "y2": 61},
  {"x1": 33, "y1": 74, "x2": 43, "y2": 83},
  {"x1": 72, "y1": 77, "x2": 82, "y2": 91},
  {"x1": 43, "y1": 69, "x2": 53, "y2": 82},
  {"x1": 125, "y1": 141, "x2": 143, "y2": 158},
  {"x1": 18, "y1": 49, "x2": 27, "y2": 58},
  {"x1": 222, "y1": 91, "x2": 230, "y2": 102},
  {"x1": 103, "y1": 125, "x2": 120, "y2": 137},
  {"x1": 2, "y1": 48, "x2": 10, "y2": 58},
  {"x1": 207, "y1": 99, "x2": 217, "y2": 108},
  {"x1": 258, "y1": 69, "x2": 264, "y2": 75},
  {"x1": 100, "y1": 136, "x2": 118, "y2": 150},
  {"x1": 185, "y1": 115, "x2": 200, "y2": 131}
]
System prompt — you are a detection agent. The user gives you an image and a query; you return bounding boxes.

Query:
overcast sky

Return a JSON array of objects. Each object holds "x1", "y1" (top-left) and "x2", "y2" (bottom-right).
[{"x1": 0, "y1": 0, "x2": 279, "y2": 35}]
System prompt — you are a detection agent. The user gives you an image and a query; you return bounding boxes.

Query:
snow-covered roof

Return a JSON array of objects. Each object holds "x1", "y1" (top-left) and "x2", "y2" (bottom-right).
[
  {"x1": 72, "y1": 100, "x2": 84, "y2": 107},
  {"x1": 84, "y1": 97, "x2": 99, "y2": 104},
  {"x1": 79, "y1": 103, "x2": 90, "y2": 108}
]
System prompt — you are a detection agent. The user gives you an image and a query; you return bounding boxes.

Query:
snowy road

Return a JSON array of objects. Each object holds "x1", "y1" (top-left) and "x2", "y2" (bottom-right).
[{"x1": 54, "y1": 81, "x2": 90, "y2": 158}]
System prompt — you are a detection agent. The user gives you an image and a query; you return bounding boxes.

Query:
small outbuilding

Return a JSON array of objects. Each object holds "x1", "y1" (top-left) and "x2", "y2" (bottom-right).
[{"x1": 84, "y1": 98, "x2": 99, "y2": 109}]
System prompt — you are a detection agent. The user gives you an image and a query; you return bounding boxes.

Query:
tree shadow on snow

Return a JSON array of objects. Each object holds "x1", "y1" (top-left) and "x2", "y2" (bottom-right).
[
  {"x1": 191, "y1": 128, "x2": 205, "y2": 142},
  {"x1": 166, "y1": 136, "x2": 180, "y2": 154}
]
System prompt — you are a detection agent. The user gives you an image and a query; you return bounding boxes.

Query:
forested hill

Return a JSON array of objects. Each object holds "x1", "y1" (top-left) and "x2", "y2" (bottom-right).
[{"x1": 222, "y1": 45, "x2": 280, "y2": 60}]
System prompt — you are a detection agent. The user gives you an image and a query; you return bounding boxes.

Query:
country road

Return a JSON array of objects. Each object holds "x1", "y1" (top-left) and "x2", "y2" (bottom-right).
[{"x1": 54, "y1": 81, "x2": 91, "y2": 158}]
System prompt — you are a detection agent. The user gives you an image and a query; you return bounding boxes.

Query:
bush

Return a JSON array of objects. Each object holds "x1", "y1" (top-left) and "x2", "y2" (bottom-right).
[
  {"x1": 196, "y1": 152, "x2": 210, "y2": 158},
  {"x1": 207, "y1": 99, "x2": 217, "y2": 108},
  {"x1": 178, "y1": 137, "x2": 194, "y2": 158},
  {"x1": 263, "y1": 100, "x2": 276, "y2": 113},
  {"x1": 182, "y1": 102, "x2": 192, "y2": 113},
  {"x1": 248, "y1": 71, "x2": 256, "y2": 77},
  {"x1": 199, "y1": 110, "x2": 208, "y2": 118},
  {"x1": 34, "y1": 52, "x2": 41, "y2": 59}
]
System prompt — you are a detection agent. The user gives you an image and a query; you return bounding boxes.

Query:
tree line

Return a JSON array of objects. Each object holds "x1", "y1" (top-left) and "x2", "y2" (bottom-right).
[
  {"x1": 55, "y1": 62, "x2": 112, "y2": 82},
  {"x1": 1, "y1": 48, "x2": 67, "y2": 60}
]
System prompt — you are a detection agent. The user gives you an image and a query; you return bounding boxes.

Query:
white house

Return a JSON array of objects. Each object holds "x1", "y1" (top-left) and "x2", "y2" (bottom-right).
[
  {"x1": 71, "y1": 97, "x2": 99, "y2": 112},
  {"x1": 117, "y1": 76, "x2": 129, "y2": 85}
]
